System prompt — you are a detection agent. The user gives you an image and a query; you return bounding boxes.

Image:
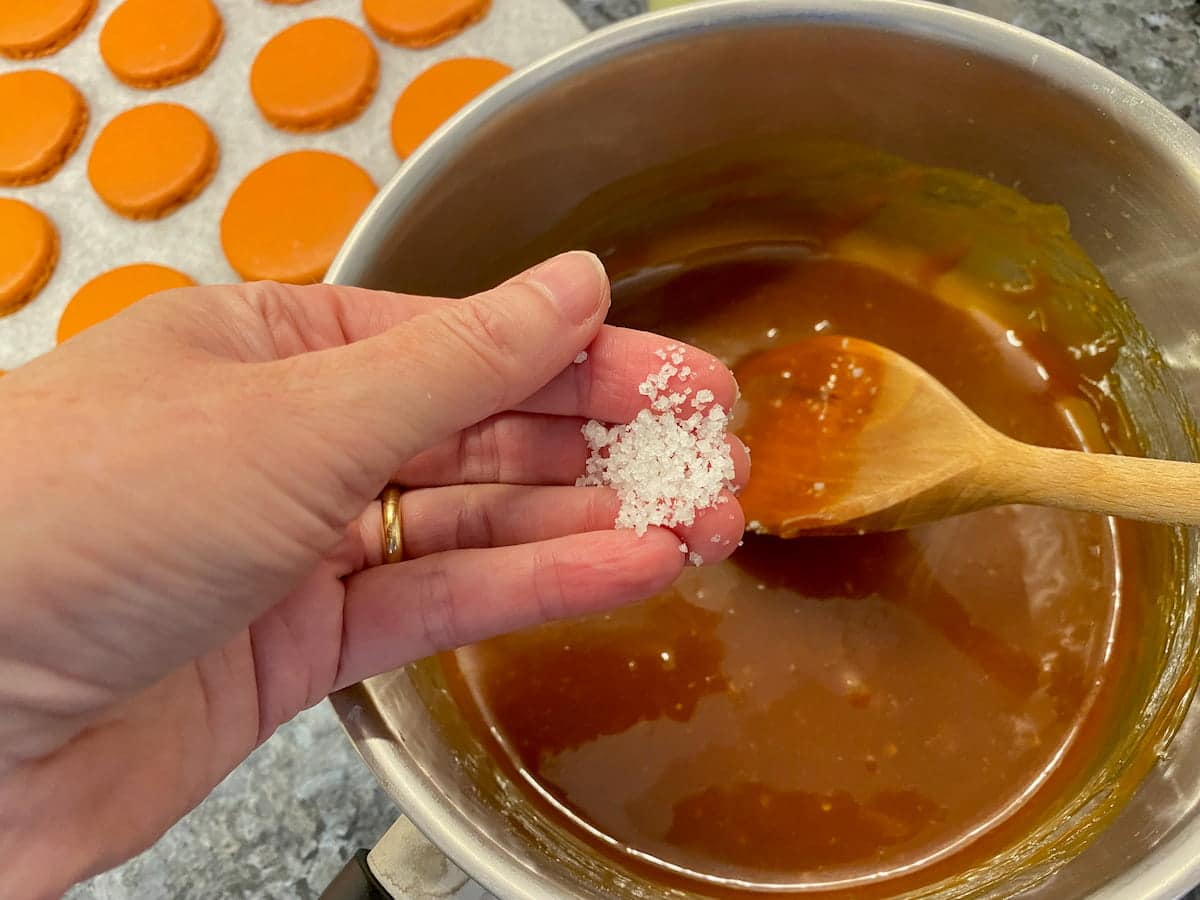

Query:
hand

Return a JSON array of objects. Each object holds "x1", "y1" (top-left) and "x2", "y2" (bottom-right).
[{"x1": 0, "y1": 252, "x2": 746, "y2": 896}]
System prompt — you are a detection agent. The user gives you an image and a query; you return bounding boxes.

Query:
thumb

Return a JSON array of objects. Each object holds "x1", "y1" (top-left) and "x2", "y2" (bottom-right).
[{"x1": 292, "y1": 250, "x2": 609, "y2": 464}]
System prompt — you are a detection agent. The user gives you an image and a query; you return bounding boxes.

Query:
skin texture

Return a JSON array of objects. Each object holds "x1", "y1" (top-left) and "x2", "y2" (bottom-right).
[{"x1": 0, "y1": 252, "x2": 747, "y2": 898}]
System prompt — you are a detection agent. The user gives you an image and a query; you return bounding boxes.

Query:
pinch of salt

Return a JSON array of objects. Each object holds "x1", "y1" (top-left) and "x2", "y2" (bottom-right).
[
  {"x1": 688, "y1": 551, "x2": 704, "y2": 567},
  {"x1": 576, "y1": 349, "x2": 736, "y2": 536},
  {"x1": 574, "y1": 351, "x2": 588, "y2": 364}
]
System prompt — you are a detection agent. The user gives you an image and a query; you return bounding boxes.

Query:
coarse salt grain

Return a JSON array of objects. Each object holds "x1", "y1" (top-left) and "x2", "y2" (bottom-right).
[
  {"x1": 574, "y1": 351, "x2": 588, "y2": 364},
  {"x1": 688, "y1": 551, "x2": 704, "y2": 567},
  {"x1": 577, "y1": 348, "x2": 736, "y2": 536}
]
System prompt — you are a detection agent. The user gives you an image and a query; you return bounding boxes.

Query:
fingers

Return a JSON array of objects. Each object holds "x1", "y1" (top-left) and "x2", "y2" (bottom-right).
[
  {"x1": 334, "y1": 528, "x2": 685, "y2": 688},
  {"x1": 517, "y1": 325, "x2": 739, "y2": 421},
  {"x1": 354, "y1": 483, "x2": 746, "y2": 565},
  {"x1": 288, "y1": 251, "x2": 611, "y2": 468},
  {"x1": 396, "y1": 413, "x2": 591, "y2": 486},
  {"x1": 130, "y1": 280, "x2": 444, "y2": 361},
  {"x1": 394, "y1": 412, "x2": 752, "y2": 488}
]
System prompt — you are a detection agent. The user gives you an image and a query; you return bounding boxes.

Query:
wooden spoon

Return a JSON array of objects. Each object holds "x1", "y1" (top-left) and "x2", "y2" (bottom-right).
[{"x1": 735, "y1": 335, "x2": 1200, "y2": 536}]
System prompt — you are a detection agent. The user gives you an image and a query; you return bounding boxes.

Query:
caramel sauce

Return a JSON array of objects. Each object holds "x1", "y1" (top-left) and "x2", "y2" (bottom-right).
[{"x1": 440, "y1": 143, "x2": 1162, "y2": 895}]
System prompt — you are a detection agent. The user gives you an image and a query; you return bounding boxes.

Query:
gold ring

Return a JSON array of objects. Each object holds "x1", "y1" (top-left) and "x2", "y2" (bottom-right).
[{"x1": 380, "y1": 484, "x2": 404, "y2": 565}]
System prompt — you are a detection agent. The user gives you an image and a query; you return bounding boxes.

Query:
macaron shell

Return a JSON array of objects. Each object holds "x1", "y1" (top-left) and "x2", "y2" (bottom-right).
[
  {"x1": 87, "y1": 103, "x2": 219, "y2": 219},
  {"x1": 58, "y1": 263, "x2": 195, "y2": 342},
  {"x1": 220, "y1": 150, "x2": 376, "y2": 283},
  {"x1": 0, "y1": 70, "x2": 88, "y2": 186},
  {"x1": 390, "y1": 57, "x2": 512, "y2": 158},
  {"x1": 99, "y1": 0, "x2": 224, "y2": 89},
  {"x1": 0, "y1": 199, "x2": 59, "y2": 316},
  {"x1": 251, "y1": 18, "x2": 378, "y2": 132},
  {"x1": 362, "y1": 0, "x2": 490, "y2": 48},
  {"x1": 0, "y1": 0, "x2": 96, "y2": 59}
]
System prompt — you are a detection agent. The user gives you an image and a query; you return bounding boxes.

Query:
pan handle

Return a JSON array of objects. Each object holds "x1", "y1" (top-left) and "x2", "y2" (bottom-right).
[{"x1": 319, "y1": 849, "x2": 391, "y2": 900}]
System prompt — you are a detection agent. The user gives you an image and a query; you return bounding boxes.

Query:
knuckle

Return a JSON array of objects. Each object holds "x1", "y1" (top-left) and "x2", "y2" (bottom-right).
[
  {"x1": 453, "y1": 490, "x2": 496, "y2": 549},
  {"x1": 415, "y1": 563, "x2": 462, "y2": 651},
  {"x1": 529, "y1": 545, "x2": 570, "y2": 624},
  {"x1": 586, "y1": 487, "x2": 619, "y2": 529},
  {"x1": 444, "y1": 298, "x2": 521, "y2": 377},
  {"x1": 240, "y1": 282, "x2": 314, "y2": 354},
  {"x1": 457, "y1": 421, "x2": 502, "y2": 482}
]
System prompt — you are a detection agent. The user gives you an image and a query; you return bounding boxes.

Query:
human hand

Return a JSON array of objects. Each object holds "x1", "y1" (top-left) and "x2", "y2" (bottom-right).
[{"x1": 0, "y1": 252, "x2": 746, "y2": 896}]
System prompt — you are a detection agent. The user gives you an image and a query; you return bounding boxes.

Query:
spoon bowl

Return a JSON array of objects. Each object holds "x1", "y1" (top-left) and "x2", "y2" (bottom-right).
[{"x1": 738, "y1": 336, "x2": 1200, "y2": 535}]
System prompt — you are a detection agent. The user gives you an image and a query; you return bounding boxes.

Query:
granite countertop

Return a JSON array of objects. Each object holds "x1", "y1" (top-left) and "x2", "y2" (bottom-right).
[{"x1": 69, "y1": 1, "x2": 1200, "y2": 898}]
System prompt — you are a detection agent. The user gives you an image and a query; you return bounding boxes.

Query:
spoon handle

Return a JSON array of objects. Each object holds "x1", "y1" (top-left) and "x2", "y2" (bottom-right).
[{"x1": 992, "y1": 439, "x2": 1200, "y2": 526}]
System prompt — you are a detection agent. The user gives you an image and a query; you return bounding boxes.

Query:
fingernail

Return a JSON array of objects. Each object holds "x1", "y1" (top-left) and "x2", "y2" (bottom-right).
[{"x1": 525, "y1": 251, "x2": 608, "y2": 324}]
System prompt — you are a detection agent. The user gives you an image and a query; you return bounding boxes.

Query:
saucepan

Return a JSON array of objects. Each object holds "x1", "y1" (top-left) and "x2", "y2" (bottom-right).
[{"x1": 321, "y1": 1, "x2": 1200, "y2": 897}]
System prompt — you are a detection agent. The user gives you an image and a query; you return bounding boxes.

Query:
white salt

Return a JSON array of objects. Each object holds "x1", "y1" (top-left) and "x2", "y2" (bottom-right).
[
  {"x1": 577, "y1": 348, "x2": 736, "y2": 536},
  {"x1": 688, "y1": 551, "x2": 704, "y2": 567},
  {"x1": 574, "y1": 351, "x2": 588, "y2": 364}
]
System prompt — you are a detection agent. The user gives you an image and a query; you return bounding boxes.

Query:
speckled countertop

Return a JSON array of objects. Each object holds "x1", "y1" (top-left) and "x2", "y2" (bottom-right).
[{"x1": 68, "y1": 1, "x2": 1200, "y2": 898}]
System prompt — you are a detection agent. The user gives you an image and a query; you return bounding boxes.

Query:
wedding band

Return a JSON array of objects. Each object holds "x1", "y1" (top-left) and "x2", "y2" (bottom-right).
[{"x1": 380, "y1": 484, "x2": 404, "y2": 564}]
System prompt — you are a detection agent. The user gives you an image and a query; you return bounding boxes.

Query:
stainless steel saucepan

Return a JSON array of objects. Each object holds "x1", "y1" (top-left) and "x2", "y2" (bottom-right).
[{"x1": 322, "y1": 2, "x2": 1200, "y2": 897}]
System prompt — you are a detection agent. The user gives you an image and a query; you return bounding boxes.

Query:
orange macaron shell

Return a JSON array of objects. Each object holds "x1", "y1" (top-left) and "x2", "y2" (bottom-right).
[
  {"x1": 87, "y1": 103, "x2": 219, "y2": 220},
  {"x1": 362, "y1": 0, "x2": 489, "y2": 48},
  {"x1": 99, "y1": 0, "x2": 224, "y2": 89},
  {"x1": 390, "y1": 57, "x2": 512, "y2": 158},
  {"x1": 0, "y1": 0, "x2": 96, "y2": 59},
  {"x1": 251, "y1": 18, "x2": 379, "y2": 132},
  {"x1": 220, "y1": 150, "x2": 376, "y2": 284},
  {"x1": 0, "y1": 70, "x2": 89, "y2": 186},
  {"x1": 0, "y1": 199, "x2": 59, "y2": 316},
  {"x1": 58, "y1": 263, "x2": 195, "y2": 342}
]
